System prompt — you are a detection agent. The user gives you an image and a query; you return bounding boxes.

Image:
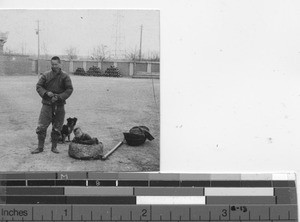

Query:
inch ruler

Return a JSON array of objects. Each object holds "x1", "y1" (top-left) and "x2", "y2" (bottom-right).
[
  {"x1": 0, "y1": 172, "x2": 297, "y2": 222},
  {"x1": 0, "y1": 204, "x2": 297, "y2": 221}
]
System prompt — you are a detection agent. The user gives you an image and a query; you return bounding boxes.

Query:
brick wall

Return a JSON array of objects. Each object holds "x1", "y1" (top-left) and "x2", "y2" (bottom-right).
[
  {"x1": 3, "y1": 55, "x2": 34, "y2": 75},
  {"x1": 101, "y1": 61, "x2": 114, "y2": 73},
  {"x1": 73, "y1": 61, "x2": 84, "y2": 71},
  {"x1": 135, "y1": 62, "x2": 148, "y2": 73},
  {"x1": 32, "y1": 59, "x2": 160, "y2": 77},
  {"x1": 86, "y1": 61, "x2": 98, "y2": 70},
  {"x1": 151, "y1": 63, "x2": 160, "y2": 73},
  {"x1": 115, "y1": 62, "x2": 130, "y2": 76},
  {"x1": 39, "y1": 59, "x2": 51, "y2": 73},
  {"x1": 61, "y1": 61, "x2": 70, "y2": 73}
]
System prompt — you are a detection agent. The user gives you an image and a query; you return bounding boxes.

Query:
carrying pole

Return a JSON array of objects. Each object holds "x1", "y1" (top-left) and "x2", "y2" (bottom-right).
[{"x1": 102, "y1": 141, "x2": 124, "y2": 160}]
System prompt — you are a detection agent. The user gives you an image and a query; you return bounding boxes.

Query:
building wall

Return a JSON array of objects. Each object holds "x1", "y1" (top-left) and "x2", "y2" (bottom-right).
[
  {"x1": 135, "y1": 62, "x2": 148, "y2": 73},
  {"x1": 151, "y1": 63, "x2": 160, "y2": 73},
  {"x1": 61, "y1": 60, "x2": 70, "y2": 73},
  {"x1": 39, "y1": 59, "x2": 51, "y2": 73},
  {"x1": 116, "y1": 62, "x2": 130, "y2": 76},
  {"x1": 73, "y1": 61, "x2": 84, "y2": 71},
  {"x1": 86, "y1": 61, "x2": 98, "y2": 71},
  {"x1": 3, "y1": 55, "x2": 34, "y2": 75},
  {"x1": 30, "y1": 59, "x2": 160, "y2": 76},
  {"x1": 102, "y1": 62, "x2": 114, "y2": 73},
  {"x1": 0, "y1": 55, "x2": 5, "y2": 75},
  {"x1": 37, "y1": 60, "x2": 70, "y2": 74},
  {"x1": 1, "y1": 57, "x2": 159, "y2": 76}
]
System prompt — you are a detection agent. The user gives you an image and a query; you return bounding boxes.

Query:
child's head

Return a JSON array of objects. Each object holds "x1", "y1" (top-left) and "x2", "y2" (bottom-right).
[{"x1": 73, "y1": 127, "x2": 83, "y2": 138}]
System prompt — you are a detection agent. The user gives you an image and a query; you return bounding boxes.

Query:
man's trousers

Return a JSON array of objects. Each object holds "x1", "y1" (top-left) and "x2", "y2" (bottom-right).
[{"x1": 36, "y1": 104, "x2": 65, "y2": 147}]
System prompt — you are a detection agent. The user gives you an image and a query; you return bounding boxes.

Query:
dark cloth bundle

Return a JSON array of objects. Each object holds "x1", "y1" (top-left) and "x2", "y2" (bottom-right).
[{"x1": 123, "y1": 126, "x2": 154, "y2": 146}]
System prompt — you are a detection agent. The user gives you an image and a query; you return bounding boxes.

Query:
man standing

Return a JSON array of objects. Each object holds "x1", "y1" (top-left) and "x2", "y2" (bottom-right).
[{"x1": 31, "y1": 56, "x2": 73, "y2": 154}]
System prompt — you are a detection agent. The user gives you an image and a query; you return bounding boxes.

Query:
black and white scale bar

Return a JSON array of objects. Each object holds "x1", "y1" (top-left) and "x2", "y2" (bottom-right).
[
  {"x1": 0, "y1": 180, "x2": 296, "y2": 187},
  {"x1": 0, "y1": 196, "x2": 283, "y2": 205}
]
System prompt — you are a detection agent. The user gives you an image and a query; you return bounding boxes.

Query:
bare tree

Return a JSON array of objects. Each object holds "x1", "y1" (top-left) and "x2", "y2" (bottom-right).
[
  {"x1": 147, "y1": 50, "x2": 160, "y2": 61},
  {"x1": 91, "y1": 44, "x2": 108, "y2": 61},
  {"x1": 65, "y1": 46, "x2": 78, "y2": 60},
  {"x1": 125, "y1": 49, "x2": 160, "y2": 62},
  {"x1": 125, "y1": 48, "x2": 140, "y2": 61}
]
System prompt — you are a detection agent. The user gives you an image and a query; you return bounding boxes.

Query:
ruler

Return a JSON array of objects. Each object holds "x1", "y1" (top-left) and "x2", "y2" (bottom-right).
[{"x1": 0, "y1": 172, "x2": 297, "y2": 222}]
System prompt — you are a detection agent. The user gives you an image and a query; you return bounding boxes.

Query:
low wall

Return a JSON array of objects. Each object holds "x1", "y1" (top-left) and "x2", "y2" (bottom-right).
[
  {"x1": 37, "y1": 60, "x2": 160, "y2": 77},
  {"x1": 135, "y1": 63, "x2": 148, "y2": 73},
  {"x1": 38, "y1": 60, "x2": 72, "y2": 74},
  {"x1": 117, "y1": 62, "x2": 130, "y2": 76},
  {"x1": 1, "y1": 57, "x2": 160, "y2": 77},
  {"x1": 2, "y1": 54, "x2": 34, "y2": 75},
  {"x1": 152, "y1": 63, "x2": 160, "y2": 73},
  {"x1": 101, "y1": 61, "x2": 114, "y2": 74},
  {"x1": 73, "y1": 61, "x2": 83, "y2": 71},
  {"x1": 86, "y1": 61, "x2": 98, "y2": 70}
]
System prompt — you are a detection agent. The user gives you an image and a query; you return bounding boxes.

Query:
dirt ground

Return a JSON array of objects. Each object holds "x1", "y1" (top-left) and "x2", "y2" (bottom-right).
[{"x1": 0, "y1": 75, "x2": 160, "y2": 172}]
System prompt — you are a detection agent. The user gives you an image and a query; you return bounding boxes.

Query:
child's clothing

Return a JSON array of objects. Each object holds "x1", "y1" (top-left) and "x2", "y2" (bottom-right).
[{"x1": 72, "y1": 133, "x2": 98, "y2": 145}]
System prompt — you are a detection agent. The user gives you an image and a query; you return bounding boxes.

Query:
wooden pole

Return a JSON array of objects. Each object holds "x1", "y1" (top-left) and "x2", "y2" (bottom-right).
[
  {"x1": 139, "y1": 25, "x2": 143, "y2": 60},
  {"x1": 102, "y1": 141, "x2": 124, "y2": 160}
]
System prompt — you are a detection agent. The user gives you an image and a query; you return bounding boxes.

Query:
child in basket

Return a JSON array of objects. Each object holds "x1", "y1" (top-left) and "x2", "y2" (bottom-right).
[{"x1": 72, "y1": 127, "x2": 99, "y2": 145}]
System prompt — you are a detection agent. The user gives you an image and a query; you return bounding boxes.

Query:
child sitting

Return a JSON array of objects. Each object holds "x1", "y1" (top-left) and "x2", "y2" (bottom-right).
[{"x1": 72, "y1": 127, "x2": 99, "y2": 145}]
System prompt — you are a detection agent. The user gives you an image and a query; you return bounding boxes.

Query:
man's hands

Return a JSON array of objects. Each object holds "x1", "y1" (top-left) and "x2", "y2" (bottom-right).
[
  {"x1": 51, "y1": 95, "x2": 59, "y2": 103},
  {"x1": 46, "y1": 91, "x2": 59, "y2": 103},
  {"x1": 46, "y1": 91, "x2": 54, "y2": 97}
]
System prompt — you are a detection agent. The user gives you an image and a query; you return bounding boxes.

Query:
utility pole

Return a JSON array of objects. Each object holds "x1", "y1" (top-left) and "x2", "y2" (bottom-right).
[
  {"x1": 36, "y1": 20, "x2": 41, "y2": 74},
  {"x1": 113, "y1": 12, "x2": 125, "y2": 59},
  {"x1": 114, "y1": 15, "x2": 118, "y2": 58},
  {"x1": 139, "y1": 25, "x2": 143, "y2": 61}
]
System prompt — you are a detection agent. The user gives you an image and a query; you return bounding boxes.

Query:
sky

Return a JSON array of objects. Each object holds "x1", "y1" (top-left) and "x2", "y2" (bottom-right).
[{"x1": 0, "y1": 9, "x2": 160, "y2": 57}]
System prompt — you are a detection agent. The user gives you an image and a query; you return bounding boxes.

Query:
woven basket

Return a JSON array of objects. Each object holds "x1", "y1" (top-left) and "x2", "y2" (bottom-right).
[{"x1": 68, "y1": 142, "x2": 103, "y2": 160}]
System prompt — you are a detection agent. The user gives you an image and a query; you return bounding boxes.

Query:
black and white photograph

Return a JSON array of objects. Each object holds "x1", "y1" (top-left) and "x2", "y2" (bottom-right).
[
  {"x1": 1, "y1": 0, "x2": 300, "y2": 179},
  {"x1": 0, "y1": 9, "x2": 160, "y2": 171}
]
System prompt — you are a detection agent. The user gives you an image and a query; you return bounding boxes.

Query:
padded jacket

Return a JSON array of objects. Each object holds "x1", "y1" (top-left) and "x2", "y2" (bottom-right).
[{"x1": 36, "y1": 69, "x2": 73, "y2": 105}]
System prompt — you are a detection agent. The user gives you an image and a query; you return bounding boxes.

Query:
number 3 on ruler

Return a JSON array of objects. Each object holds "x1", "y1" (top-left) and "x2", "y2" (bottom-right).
[
  {"x1": 222, "y1": 209, "x2": 227, "y2": 217},
  {"x1": 64, "y1": 209, "x2": 68, "y2": 216}
]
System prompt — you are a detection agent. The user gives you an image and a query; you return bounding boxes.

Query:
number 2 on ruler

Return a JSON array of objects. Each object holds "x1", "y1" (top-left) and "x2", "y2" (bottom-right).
[{"x1": 142, "y1": 209, "x2": 147, "y2": 217}]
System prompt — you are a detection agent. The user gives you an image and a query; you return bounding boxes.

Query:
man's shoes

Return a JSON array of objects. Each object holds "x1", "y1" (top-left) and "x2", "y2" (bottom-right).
[
  {"x1": 32, "y1": 136, "x2": 45, "y2": 154},
  {"x1": 51, "y1": 140, "x2": 59, "y2": 153},
  {"x1": 51, "y1": 147, "x2": 59, "y2": 154},
  {"x1": 31, "y1": 148, "x2": 43, "y2": 154}
]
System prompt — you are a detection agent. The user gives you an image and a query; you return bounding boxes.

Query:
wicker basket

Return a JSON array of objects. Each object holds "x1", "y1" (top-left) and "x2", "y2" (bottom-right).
[{"x1": 68, "y1": 142, "x2": 103, "y2": 160}]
